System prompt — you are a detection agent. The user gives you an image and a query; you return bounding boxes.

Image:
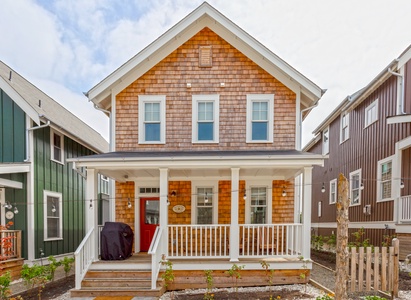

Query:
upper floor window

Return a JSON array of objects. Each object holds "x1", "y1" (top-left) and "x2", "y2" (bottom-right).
[
  {"x1": 329, "y1": 179, "x2": 337, "y2": 204},
  {"x1": 246, "y1": 94, "x2": 274, "y2": 143},
  {"x1": 50, "y1": 129, "x2": 64, "y2": 164},
  {"x1": 365, "y1": 100, "x2": 378, "y2": 127},
  {"x1": 377, "y1": 157, "x2": 393, "y2": 202},
  {"x1": 44, "y1": 191, "x2": 63, "y2": 240},
  {"x1": 192, "y1": 95, "x2": 219, "y2": 143},
  {"x1": 340, "y1": 112, "x2": 349, "y2": 143},
  {"x1": 138, "y1": 95, "x2": 166, "y2": 144},
  {"x1": 349, "y1": 169, "x2": 361, "y2": 206},
  {"x1": 322, "y1": 127, "x2": 329, "y2": 155}
]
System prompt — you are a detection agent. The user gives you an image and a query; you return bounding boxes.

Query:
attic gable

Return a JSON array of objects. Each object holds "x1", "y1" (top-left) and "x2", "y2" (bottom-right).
[{"x1": 88, "y1": 2, "x2": 323, "y2": 111}]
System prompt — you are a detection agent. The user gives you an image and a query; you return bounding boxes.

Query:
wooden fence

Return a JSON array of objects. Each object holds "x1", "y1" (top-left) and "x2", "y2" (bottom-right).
[{"x1": 348, "y1": 239, "x2": 399, "y2": 297}]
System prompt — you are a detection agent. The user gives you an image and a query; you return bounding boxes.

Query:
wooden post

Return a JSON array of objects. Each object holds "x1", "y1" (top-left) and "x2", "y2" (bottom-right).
[
  {"x1": 335, "y1": 173, "x2": 349, "y2": 300},
  {"x1": 392, "y1": 238, "x2": 399, "y2": 298}
]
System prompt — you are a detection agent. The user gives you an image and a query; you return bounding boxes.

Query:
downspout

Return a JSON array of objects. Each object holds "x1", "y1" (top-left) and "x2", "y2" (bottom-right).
[
  {"x1": 92, "y1": 104, "x2": 112, "y2": 152},
  {"x1": 388, "y1": 68, "x2": 406, "y2": 115}
]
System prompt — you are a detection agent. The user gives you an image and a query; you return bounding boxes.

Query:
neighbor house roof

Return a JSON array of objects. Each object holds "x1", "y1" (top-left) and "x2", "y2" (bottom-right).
[
  {"x1": 87, "y1": 2, "x2": 325, "y2": 113},
  {"x1": 0, "y1": 60, "x2": 109, "y2": 153}
]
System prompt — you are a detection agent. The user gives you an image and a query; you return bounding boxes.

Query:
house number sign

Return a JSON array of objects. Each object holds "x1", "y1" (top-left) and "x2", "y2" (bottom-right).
[{"x1": 172, "y1": 205, "x2": 185, "y2": 213}]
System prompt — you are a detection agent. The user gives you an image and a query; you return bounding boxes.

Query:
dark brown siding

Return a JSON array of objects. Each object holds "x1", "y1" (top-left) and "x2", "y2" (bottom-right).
[
  {"x1": 310, "y1": 74, "x2": 411, "y2": 226},
  {"x1": 402, "y1": 147, "x2": 411, "y2": 196},
  {"x1": 404, "y1": 60, "x2": 411, "y2": 113}
]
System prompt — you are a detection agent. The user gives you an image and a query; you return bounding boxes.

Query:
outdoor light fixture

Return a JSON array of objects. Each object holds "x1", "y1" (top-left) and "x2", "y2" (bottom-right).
[
  {"x1": 282, "y1": 188, "x2": 287, "y2": 197},
  {"x1": 14, "y1": 205, "x2": 19, "y2": 214},
  {"x1": 243, "y1": 191, "x2": 247, "y2": 200},
  {"x1": 3, "y1": 201, "x2": 12, "y2": 209},
  {"x1": 171, "y1": 190, "x2": 177, "y2": 197},
  {"x1": 204, "y1": 192, "x2": 209, "y2": 203},
  {"x1": 167, "y1": 197, "x2": 170, "y2": 206},
  {"x1": 400, "y1": 180, "x2": 405, "y2": 189},
  {"x1": 360, "y1": 182, "x2": 364, "y2": 190},
  {"x1": 127, "y1": 198, "x2": 132, "y2": 209},
  {"x1": 51, "y1": 205, "x2": 57, "y2": 213},
  {"x1": 321, "y1": 183, "x2": 325, "y2": 193}
]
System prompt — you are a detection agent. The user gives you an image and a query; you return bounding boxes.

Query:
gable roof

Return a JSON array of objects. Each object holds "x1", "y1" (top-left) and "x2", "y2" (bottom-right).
[
  {"x1": 87, "y1": 2, "x2": 325, "y2": 111},
  {"x1": 0, "y1": 61, "x2": 109, "y2": 153}
]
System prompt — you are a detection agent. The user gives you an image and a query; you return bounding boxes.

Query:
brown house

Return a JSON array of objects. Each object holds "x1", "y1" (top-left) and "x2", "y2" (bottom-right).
[
  {"x1": 304, "y1": 45, "x2": 411, "y2": 260},
  {"x1": 69, "y1": 2, "x2": 325, "y2": 297}
]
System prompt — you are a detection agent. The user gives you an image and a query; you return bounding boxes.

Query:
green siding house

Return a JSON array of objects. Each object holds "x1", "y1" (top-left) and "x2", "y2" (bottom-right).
[{"x1": 0, "y1": 61, "x2": 109, "y2": 262}]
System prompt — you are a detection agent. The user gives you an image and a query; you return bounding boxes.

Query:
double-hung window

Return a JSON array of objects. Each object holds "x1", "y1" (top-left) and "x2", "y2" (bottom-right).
[
  {"x1": 349, "y1": 169, "x2": 361, "y2": 206},
  {"x1": 365, "y1": 100, "x2": 378, "y2": 127},
  {"x1": 340, "y1": 112, "x2": 349, "y2": 143},
  {"x1": 322, "y1": 127, "x2": 329, "y2": 155},
  {"x1": 44, "y1": 191, "x2": 63, "y2": 240},
  {"x1": 50, "y1": 129, "x2": 64, "y2": 164},
  {"x1": 138, "y1": 95, "x2": 166, "y2": 144},
  {"x1": 377, "y1": 157, "x2": 393, "y2": 202},
  {"x1": 192, "y1": 95, "x2": 219, "y2": 143},
  {"x1": 246, "y1": 94, "x2": 274, "y2": 143},
  {"x1": 329, "y1": 179, "x2": 337, "y2": 204},
  {"x1": 196, "y1": 187, "x2": 214, "y2": 224},
  {"x1": 250, "y1": 187, "x2": 267, "y2": 224}
]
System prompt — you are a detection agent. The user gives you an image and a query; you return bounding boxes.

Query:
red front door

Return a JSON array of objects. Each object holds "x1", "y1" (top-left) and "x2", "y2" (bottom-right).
[{"x1": 140, "y1": 198, "x2": 160, "y2": 251}]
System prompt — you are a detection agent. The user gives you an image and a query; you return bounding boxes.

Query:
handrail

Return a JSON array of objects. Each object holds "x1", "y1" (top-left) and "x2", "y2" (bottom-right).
[
  {"x1": 148, "y1": 226, "x2": 163, "y2": 289},
  {"x1": 74, "y1": 227, "x2": 95, "y2": 290}
]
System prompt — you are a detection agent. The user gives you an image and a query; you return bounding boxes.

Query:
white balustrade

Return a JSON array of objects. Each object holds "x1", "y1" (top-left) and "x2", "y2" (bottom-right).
[
  {"x1": 74, "y1": 228, "x2": 95, "y2": 290},
  {"x1": 400, "y1": 195, "x2": 411, "y2": 222}
]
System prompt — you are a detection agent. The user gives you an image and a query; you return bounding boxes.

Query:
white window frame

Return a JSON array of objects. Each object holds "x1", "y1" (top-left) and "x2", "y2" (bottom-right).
[
  {"x1": 50, "y1": 129, "x2": 64, "y2": 164},
  {"x1": 138, "y1": 95, "x2": 166, "y2": 144},
  {"x1": 340, "y1": 112, "x2": 349, "y2": 143},
  {"x1": 377, "y1": 156, "x2": 394, "y2": 202},
  {"x1": 329, "y1": 178, "x2": 337, "y2": 204},
  {"x1": 245, "y1": 180, "x2": 272, "y2": 224},
  {"x1": 191, "y1": 181, "x2": 218, "y2": 224},
  {"x1": 349, "y1": 169, "x2": 362, "y2": 206},
  {"x1": 246, "y1": 94, "x2": 274, "y2": 143},
  {"x1": 364, "y1": 99, "x2": 378, "y2": 127},
  {"x1": 322, "y1": 127, "x2": 329, "y2": 155},
  {"x1": 318, "y1": 201, "x2": 322, "y2": 218},
  {"x1": 192, "y1": 94, "x2": 219, "y2": 143},
  {"x1": 43, "y1": 190, "x2": 63, "y2": 241}
]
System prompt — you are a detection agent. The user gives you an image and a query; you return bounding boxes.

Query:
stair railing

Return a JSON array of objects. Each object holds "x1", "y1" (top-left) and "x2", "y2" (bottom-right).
[
  {"x1": 148, "y1": 226, "x2": 163, "y2": 289},
  {"x1": 74, "y1": 227, "x2": 95, "y2": 289}
]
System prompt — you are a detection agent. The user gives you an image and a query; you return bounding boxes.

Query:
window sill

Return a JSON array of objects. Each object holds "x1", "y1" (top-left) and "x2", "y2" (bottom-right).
[
  {"x1": 51, "y1": 159, "x2": 64, "y2": 165},
  {"x1": 44, "y1": 237, "x2": 63, "y2": 242},
  {"x1": 192, "y1": 141, "x2": 219, "y2": 144},
  {"x1": 349, "y1": 203, "x2": 361, "y2": 207},
  {"x1": 138, "y1": 141, "x2": 165, "y2": 145},
  {"x1": 246, "y1": 140, "x2": 273, "y2": 144},
  {"x1": 376, "y1": 198, "x2": 394, "y2": 203},
  {"x1": 340, "y1": 138, "x2": 349, "y2": 145},
  {"x1": 364, "y1": 120, "x2": 378, "y2": 129}
]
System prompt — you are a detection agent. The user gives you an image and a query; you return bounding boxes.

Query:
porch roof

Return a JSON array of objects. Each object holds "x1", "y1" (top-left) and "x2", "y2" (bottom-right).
[{"x1": 69, "y1": 150, "x2": 325, "y2": 181}]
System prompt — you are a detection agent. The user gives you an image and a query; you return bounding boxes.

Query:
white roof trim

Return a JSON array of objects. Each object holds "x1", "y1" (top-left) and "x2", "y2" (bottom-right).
[
  {"x1": 0, "y1": 164, "x2": 30, "y2": 174},
  {"x1": 0, "y1": 77, "x2": 40, "y2": 125},
  {"x1": 88, "y1": 2, "x2": 323, "y2": 106},
  {"x1": 0, "y1": 178, "x2": 23, "y2": 189}
]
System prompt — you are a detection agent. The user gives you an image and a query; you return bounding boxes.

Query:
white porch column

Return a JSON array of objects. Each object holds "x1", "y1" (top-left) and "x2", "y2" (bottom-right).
[
  {"x1": 230, "y1": 168, "x2": 240, "y2": 262},
  {"x1": 302, "y1": 167, "x2": 312, "y2": 258},
  {"x1": 159, "y1": 168, "x2": 169, "y2": 254},
  {"x1": 86, "y1": 168, "x2": 98, "y2": 260}
]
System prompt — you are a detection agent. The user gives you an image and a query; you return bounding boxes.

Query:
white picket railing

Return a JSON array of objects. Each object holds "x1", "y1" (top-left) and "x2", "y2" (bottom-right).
[
  {"x1": 168, "y1": 224, "x2": 230, "y2": 258},
  {"x1": 148, "y1": 226, "x2": 164, "y2": 289},
  {"x1": 74, "y1": 228, "x2": 96, "y2": 290},
  {"x1": 399, "y1": 195, "x2": 411, "y2": 222},
  {"x1": 239, "y1": 224, "x2": 302, "y2": 258}
]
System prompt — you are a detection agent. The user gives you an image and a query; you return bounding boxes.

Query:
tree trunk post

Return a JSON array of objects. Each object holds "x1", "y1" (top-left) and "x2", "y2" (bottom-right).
[{"x1": 336, "y1": 173, "x2": 349, "y2": 300}]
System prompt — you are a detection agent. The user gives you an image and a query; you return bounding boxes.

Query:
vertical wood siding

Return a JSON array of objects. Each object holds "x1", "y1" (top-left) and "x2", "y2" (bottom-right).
[
  {"x1": 310, "y1": 74, "x2": 411, "y2": 246},
  {"x1": 115, "y1": 28, "x2": 296, "y2": 151},
  {"x1": 404, "y1": 61, "x2": 411, "y2": 113},
  {"x1": 0, "y1": 89, "x2": 26, "y2": 162},
  {"x1": 33, "y1": 127, "x2": 94, "y2": 258}
]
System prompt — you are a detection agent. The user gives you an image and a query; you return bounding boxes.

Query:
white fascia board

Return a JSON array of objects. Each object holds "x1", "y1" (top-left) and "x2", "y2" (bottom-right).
[
  {"x1": 0, "y1": 164, "x2": 30, "y2": 174},
  {"x1": 0, "y1": 77, "x2": 40, "y2": 125},
  {"x1": 386, "y1": 114, "x2": 411, "y2": 124},
  {"x1": 398, "y1": 46, "x2": 411, "y2": 69},
  {"x1": 0, "y1": 178, "x2": 23, "y2": 189}
]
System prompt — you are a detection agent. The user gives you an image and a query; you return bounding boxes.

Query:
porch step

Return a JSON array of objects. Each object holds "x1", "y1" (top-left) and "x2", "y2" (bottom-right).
[{"x1": 71, "y1": 268, "x2": 165, "y2": 298}]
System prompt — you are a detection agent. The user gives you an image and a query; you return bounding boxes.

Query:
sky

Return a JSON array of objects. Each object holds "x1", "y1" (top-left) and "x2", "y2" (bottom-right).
[{"x1": 1, "y1": 0, "x2": 411, "y2": 146}]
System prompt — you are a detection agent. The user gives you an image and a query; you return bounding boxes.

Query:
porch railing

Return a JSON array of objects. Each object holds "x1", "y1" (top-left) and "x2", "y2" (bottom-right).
[
  {"x1": 148, "y1": 226, "x2": 164, "y2": 289},
  {"x1": 399, "y1": 195, "x2": 411, "y2": 222},
  {"x1": 239, "y1": 224, "x2": 302, "y2": 257},
  {"x1": 0, "y1": 230, "x2": 22, "y2": 260},
  {"x1": 74, "y1": 228, "x2": 96, "y2": 290},
  {"x1": 168, "y1": 224, "x2": 230, "y2": 258}
]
